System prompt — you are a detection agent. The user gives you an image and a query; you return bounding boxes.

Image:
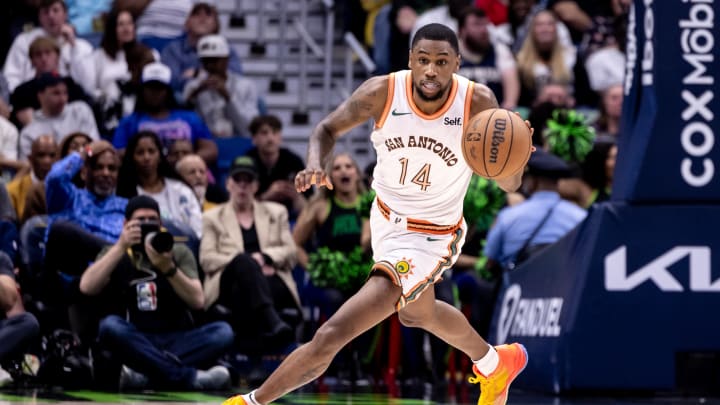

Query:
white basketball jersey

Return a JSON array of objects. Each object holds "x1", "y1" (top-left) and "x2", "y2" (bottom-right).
[{"x1": 371, "y1": 70, "x2": 475, "y2": 225}]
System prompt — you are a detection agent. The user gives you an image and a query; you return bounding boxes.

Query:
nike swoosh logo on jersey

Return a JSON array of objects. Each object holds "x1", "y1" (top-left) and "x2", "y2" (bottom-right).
[
  {"x1": 426, "y1": 237, "x2": 442, "y2": 242},
  {"x1": 391, "y1": 109, "x2": 412, "y2": 116}
]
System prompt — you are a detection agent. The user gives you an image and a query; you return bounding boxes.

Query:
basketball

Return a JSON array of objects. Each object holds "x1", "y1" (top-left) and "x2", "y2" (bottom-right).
[{"x1": 462, "y1": 108, "x2": 533, "y2": 179}]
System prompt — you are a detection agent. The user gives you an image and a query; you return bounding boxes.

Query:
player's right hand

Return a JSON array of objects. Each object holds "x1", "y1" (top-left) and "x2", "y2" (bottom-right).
[{"x1": 295, "y1": 168, "x2": 334, "y2": 192}]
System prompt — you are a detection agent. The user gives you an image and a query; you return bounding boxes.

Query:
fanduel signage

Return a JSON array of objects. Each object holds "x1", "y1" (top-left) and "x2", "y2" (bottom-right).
[
  {"x1": 496, "y1": 284, "x2": 563, "y2": 343},
  {"x1": 491, "y1": 203, "x2": 720, "y2": 393},
  {"x1": 615, "y1": 0, "x2": 719, "y2": 201}
]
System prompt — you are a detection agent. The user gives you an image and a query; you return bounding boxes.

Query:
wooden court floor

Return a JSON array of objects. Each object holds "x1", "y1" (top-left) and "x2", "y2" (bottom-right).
[{"x1": 1, "y1": 389, "x2": 717, "y2": 405}]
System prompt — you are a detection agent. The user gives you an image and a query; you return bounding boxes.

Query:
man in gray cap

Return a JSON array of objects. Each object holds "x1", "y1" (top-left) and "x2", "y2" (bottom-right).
[
  {"x1": 484, "y1": 149, "x2": 587, "y2": 270},
  {"x1": 183, "y1": 34, "x2": 259, "y2": 137}
]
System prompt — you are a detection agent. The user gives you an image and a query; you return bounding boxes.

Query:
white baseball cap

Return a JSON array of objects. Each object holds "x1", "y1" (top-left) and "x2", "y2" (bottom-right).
[
  {"x1": 142, "y1": 62, "x2": 172, "y2": 84},
  {"x1": 197, "y1": 34, "x2": 230, "y2": 58}
]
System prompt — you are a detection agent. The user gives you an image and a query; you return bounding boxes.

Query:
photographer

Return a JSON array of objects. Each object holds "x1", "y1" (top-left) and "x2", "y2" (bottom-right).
[{"x1": 79, "y1": 196, "x2": 233, "y2": 390}]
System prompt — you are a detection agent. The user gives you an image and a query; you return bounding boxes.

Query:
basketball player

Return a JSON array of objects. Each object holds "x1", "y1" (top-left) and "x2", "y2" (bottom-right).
[{"x1": 223, "y1": 23, "x2": 532, "y2": 405}]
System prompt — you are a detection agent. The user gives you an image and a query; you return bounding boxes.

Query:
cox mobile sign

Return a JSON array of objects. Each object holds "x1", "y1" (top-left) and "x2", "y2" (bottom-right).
[
  {"x1": 490, "y1": 203, "x2": 720, "y2": 393},
  {"x1": 614, "y1": 0, "x2": 720, "y2": 201}
]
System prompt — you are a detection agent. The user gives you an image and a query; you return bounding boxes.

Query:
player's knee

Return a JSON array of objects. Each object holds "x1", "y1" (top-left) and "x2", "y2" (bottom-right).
[
  {"x1": 398, "y1": 311, "x2": 426, "y2": 328},
  {"x1": 310, "y1": 322, "x2": 346, "y2": 356}
]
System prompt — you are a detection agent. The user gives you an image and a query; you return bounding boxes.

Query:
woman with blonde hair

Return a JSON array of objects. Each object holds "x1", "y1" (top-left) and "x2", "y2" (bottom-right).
[
  {"x1": 516, "y1": 10, "x2": 576, "y2": 106},
  {"x1": 293, "y1": 153, "x2": 366, "y2": 269}
]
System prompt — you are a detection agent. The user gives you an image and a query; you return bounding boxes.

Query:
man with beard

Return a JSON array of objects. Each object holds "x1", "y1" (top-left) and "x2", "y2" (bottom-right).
[
  {"x1": 42, "y1": 141, "x2": 127, "y2": 339},
  {"x1": 457, "y1": 7, "x2": 520, "y2": 110},
  {"x1": 223, "y1": 23, "x2": 533, "y2": 405}
]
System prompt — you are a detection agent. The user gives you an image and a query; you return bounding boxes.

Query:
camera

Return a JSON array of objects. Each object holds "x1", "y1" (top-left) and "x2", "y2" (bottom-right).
[{"x1": 139, "y1": 222, "x2": 175, "y2": 254}]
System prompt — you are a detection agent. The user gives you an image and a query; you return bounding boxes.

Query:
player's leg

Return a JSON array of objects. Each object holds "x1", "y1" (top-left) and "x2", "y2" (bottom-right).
[
  {"x1": 398, "y1": 282, "x2": 527, "y2": 405},
  {"x1": 225, "y1": 273, "x2": 401, "y2": 405},
  {"x1": 397, "y1": 282, "x2": 489, "y2": 360}
]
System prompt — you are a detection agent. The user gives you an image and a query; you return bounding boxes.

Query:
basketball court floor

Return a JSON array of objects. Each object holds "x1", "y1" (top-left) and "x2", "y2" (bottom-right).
[{"x1": 0, "y1": 388, "x2": 716, "y2": 405}]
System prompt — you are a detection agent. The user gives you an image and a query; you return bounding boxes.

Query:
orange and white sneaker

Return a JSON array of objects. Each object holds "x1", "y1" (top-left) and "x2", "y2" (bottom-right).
[
  {"x1": 221, "y1": 395, "x2": 247, "y2": 405},
  {"x1": 469, "y1": 343, "x2": 528, "y2": 405}
]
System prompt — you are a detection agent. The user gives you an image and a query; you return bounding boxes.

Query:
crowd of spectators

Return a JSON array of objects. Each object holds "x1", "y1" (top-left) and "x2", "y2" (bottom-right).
[{"x1": 0, "y1": 0, "x2": 627, "y2": 392}]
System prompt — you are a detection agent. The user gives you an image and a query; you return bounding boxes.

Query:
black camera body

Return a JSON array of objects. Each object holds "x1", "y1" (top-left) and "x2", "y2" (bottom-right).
[{"x1": 139, "y1": 222, "x2": 175, "y2": 254}]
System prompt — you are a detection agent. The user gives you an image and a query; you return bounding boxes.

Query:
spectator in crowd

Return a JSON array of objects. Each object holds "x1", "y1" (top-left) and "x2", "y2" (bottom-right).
[
  {"x1": 526, "y1": 79, "x2": 574, "y2": 145},
  {"x1": 80, "y1": 195, "x2": 233, "y2": 390},
  {"x1": 0, "y1": 251, "x2": 40, "y2": 371},
  {"x1": 19, "y1": 73, "x2": 99, "y2": 159},
  {"x1": 65, "y1": 0, "x2": 113, "y2": 36},
  {"x1": 584, "y1": 21, "x2": 625, "y2": 94},
  {"x1": 59, "y1": 131, "x2": 92, "y2": 158},
  {"x1": 113, "y1": 62, "x2": 218, "y2": 165},
  {"x1": 293, "y1": 153, "x2": 365, "y2": 273},
  {"x1": 0, "y1": 1, "x2": 40, "y2": 69},
  {"x1": 516, "y1": 10, "x2": 576, "y2": 107},
  {"x1": 122, "y1": 0, "x2": 194, "y2": 51},
  {"x1": 176, "y1": 154, "x2": 226, "y2": 212},
  {"x1": 0, "y1": 185, "x2": 19, "y2": 264},
  {"x1": 200, "y1": 156, "x2": 300, "y2": 352},
  {"x1": 457, "y1": 7, "x2": 520, "y2": 110},
  {"x1": 0, "y1": 114, "x2": 22, "y2": 179},
  {"x1": 484, "y1": 149, "x2": 587, "y2": 270},
  {"x1": 548, "y1": 0, "x2": 626, "y2": 105},
  {"x1": 18, "y1": 132, "x2": 92, "y2": 223},
  {"x1": 10, "y1": 36, "x2": 92, "y2": 128},
  {"x1": 385, "y1": 1, "x2": 445, "y2": 72},
  {"x1": 166, "y1": 139, "x2": 194, "y2": 167},
  {"x1": 87, "y1": 9, "x2": 157, "y2": 133},
  {"x1": 161, "y1": 2, "x2": 243, "y2": 93},
  {"x1": 116, "y1": 131, "x2": 203, "y2": 238},
  {"x1": 409, "y1": 0, "x2": 470, "y2": 43},
  {"x1": 3, "y1": 0, "x2": 94, "y2": 93},
  {"x1": 585, "y1": 139, "x2": 616, "y2": 206},
  {"x1": 593, "y1": 83, "x2": 622, "y2": 139},
  {"x1": 6, "y1": 135, "x2": 58, "y2": 221},
  {"x1": 245, "y1": 115, "x2": 307, "y2": 220},
  {"x1": 548, "y1": 0, "x2": 621, "y2": 47},
  {"x1": 183, "y1": 35, "x2": 259, "y2": 138},
  {"x1": 562, "y1": 137, "x2": 616, "y2": 208},
  {"x1": 43, "y1": 141, "x2": 126, "y2": 305},
  {"x1": 494, "y1": 0, "x2": 573, "y2": 54}
]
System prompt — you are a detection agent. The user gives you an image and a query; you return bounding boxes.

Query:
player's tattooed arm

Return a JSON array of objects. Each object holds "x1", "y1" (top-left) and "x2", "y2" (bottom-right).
[{"x1": 306, "y1": 75, "x2": 388, "y2": 169}]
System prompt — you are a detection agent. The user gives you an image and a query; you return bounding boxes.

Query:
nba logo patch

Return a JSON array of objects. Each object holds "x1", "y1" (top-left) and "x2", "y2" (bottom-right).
[{"x1": 136, "y1": 281, "x2": 158, "y2": 311}]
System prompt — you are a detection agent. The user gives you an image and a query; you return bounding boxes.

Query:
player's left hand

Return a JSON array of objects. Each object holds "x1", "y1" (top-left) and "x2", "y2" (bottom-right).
[{"x1": 513, "y1": 111, "x2": 537, "y2": 153}]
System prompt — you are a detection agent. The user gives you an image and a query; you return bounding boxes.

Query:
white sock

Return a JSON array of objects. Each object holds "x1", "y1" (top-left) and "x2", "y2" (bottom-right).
[
  {"x1": 242, "y1": 391, "x2": 262, "y2": 405},
  {"x1": 473, "y1": 345, "x2": 499, "y2": 376}
]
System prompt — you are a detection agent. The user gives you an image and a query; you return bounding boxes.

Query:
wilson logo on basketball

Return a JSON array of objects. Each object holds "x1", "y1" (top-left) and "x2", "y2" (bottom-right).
[{"x1": 489, "y1": 118, "x2": 507, "y2": 164}]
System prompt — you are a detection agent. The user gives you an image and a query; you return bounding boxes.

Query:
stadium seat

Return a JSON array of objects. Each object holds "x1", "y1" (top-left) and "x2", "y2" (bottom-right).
[{"x1": 213, "y1": 137, "x2": 254, "y2": 186}]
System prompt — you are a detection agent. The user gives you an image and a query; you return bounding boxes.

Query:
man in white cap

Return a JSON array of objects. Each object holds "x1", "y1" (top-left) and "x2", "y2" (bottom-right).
[
  {"x1": 183, "y1": 35, "x2": 259, "y2": 138},
  {"x1": 113, "y1": 62, "x2": 218, "y2": 165}
]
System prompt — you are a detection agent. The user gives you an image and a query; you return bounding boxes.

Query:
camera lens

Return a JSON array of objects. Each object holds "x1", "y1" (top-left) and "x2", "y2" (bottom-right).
[{"x1": 150, "y1": 231, "x2": 175, "y2": 253}]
